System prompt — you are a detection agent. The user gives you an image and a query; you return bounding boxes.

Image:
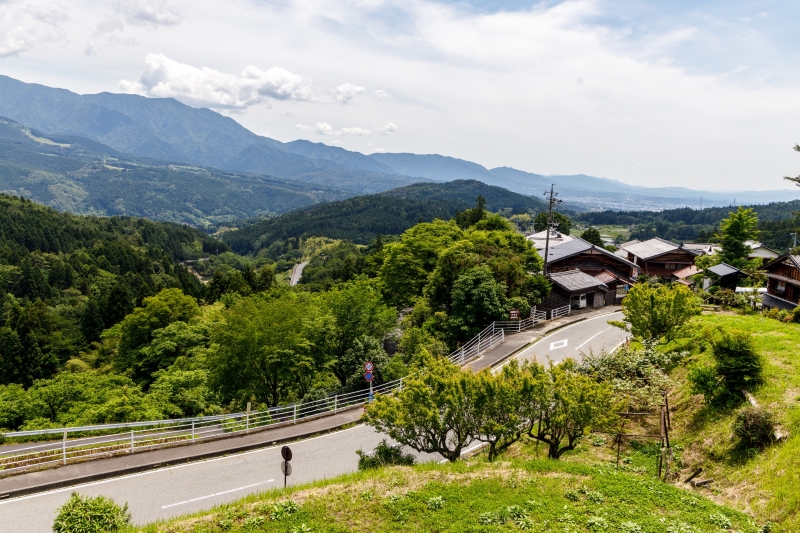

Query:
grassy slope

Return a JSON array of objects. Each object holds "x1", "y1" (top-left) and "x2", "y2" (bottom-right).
[
  {"x1": 128, "y1": 439, "x2": 757, "y2": 533},
  {"x1": 666, "y1": 313, "x2": 800, "y2": 531}
]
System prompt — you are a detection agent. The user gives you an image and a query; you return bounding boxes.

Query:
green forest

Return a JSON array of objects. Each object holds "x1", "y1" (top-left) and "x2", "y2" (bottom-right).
[
  {"x1": 222, "y1": 180, "x2": 545, "y2": 253},
  {"x1": 0, "y1": 195, "x2": 549, "y2": 433}
]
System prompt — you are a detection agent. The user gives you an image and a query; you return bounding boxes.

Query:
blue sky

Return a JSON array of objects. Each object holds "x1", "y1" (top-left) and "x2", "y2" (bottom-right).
[{"x1": 1, "y1": 0, "x2": 799, "y2": 191}]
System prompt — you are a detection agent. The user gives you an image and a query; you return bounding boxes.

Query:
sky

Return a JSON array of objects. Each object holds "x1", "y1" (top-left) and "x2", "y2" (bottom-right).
[{"x1": 1, "y1": 0, "x2": 800, "y2": 191}]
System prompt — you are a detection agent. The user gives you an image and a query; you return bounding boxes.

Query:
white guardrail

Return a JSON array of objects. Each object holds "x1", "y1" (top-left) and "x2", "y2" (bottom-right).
[{"x1": 0, "y1": 308, "x2": 555, "y2": 476}]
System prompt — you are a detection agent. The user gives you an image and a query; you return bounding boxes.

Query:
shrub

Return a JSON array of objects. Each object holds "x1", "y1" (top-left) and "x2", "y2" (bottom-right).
[
  {"x1": 53, "y1": 493, "x2": 131, "y2": 533},
  {"x1": 356, "y1": 439, "x2": 416, "y2": 470},
  {"x1": 714, "y1": 330, "x2": 764, "y2": 397},
  {"x1": 732, "y1": 405, "x2": 776, "y2": 450}
]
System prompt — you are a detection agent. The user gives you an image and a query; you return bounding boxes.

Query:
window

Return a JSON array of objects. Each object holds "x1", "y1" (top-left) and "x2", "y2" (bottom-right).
[
  {"x1": 665, "y1": 263, "x2": 677, "y2": 270},
  {"x1": 776, "y1": 281, "x2": 786, "y2": 294}
]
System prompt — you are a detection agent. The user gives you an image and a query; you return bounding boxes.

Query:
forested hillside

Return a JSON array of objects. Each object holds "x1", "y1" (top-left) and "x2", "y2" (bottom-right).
[
  {"x1": 0, "y1": 117, "x2": 350, "y2": 229},
  {"x1": 578, "y1": 202, "x2": 800, "y2": 250},
  {"x1": 223, "y1": 180, "x2": 545, "y2": 253}
]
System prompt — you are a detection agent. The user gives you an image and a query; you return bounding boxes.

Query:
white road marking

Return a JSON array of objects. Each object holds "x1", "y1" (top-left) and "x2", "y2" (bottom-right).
[
  {"x1": 574, "y1": 327, "x2": 613, "y2": 351},
  {"x1": 550, "y1": 339, "x2": 568, "y2": 350},
  {"x1": 161, "y1": 480, "x2": 275, "y2": 509},
  {"x1": 0, "y1": 425, "x2": 366, "y2": 504}
]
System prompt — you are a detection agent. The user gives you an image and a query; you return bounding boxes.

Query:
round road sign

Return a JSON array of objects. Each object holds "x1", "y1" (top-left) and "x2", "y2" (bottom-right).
[
  {"x1": 281, "y1": 460, "x2": 292, "y2": 476},
  {"x1": 364, "y1": 371, "x2": 373, "y2": 382},
  {"x1": 364, "y1": 361, "x2": 374, "y2": 372},
  {"x1": 281, "y1": 445, "x2": 292, "y2": 461}
]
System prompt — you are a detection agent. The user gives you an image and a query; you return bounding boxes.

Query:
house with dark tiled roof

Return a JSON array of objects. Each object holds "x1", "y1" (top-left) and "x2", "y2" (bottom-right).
[
  {"x1": 761, "y1": 253, "x2": 800, "y2": 310},
  {"x1": 704, "y1": 263, "x2": 744, "y2": 290},
  {"x1": 619, "y1": 237, "x2": 699, "y2": 281},
  {"x1": 544, "y1": 237, "x2": 639, "y2": 306},
  {"x1": 540, "y1": 270, "x2": 610, "y2": 311}
]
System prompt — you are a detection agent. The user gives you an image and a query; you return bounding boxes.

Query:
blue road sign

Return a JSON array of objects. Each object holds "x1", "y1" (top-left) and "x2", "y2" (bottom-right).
[{"x1": 364, "y1": 371, "x2": 373, "y2": 382}]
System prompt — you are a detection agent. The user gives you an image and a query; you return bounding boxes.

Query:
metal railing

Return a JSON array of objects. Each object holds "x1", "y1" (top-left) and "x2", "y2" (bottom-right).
[
  {"x1": 0, "y1": 308, "x2": 555, "y2": 476},
  {"x1": 551, "y1": 304, "x2": 571, "y2": 319}
]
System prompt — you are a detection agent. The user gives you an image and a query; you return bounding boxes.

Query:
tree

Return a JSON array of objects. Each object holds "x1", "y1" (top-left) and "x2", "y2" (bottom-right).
[
  {"x1": 209, "y1": 292, "x2": 326, "y2": 407},
  {"x1": 580, "y1": 227, "x2": 604, "y2": 247},
  {"x1": 527, "y1": 362, "x2": 618, "y2": 459},
  {"x1": 81, "y1": 296, "x2": 105, "y2": 344},
  {"x1": 718, "y1": 207, "x2": 759, "y2": 268},
  {"x1": 320, "y1": 278, "x2": 397, "y2": 387},
  {"x1": 783, "y1": 144, "x2": 800, "y2": 186},
  {"x1": 115, "y1": 289, "x2": 200, "y2": 382},
  {"x1": 611, "y1": 283, "x2": 700, "y2": 342},
  {"x1": 364, "y1": 355, "x2": 480, "y2": 462},
  {"x1": 534, "y1": 211, "x2": 571, "y2": 235},
  {"x1": 446, "y1": 265, "x2": 510, "y2": 342},
  {"x1": 454, "y1": 195, "x2": 487, "y2": 228},
  {"x1": 473, "y1": 361, "x2": 533, "y2": 461}
]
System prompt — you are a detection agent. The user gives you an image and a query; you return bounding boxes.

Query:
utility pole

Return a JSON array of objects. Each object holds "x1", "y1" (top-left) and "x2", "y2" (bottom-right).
[
  {"x1": 791, "y1": 233, "x2": 797, "y2": 248},
  {"x1": 542, "y1": 184, "x2": 562, "y2": 276}
]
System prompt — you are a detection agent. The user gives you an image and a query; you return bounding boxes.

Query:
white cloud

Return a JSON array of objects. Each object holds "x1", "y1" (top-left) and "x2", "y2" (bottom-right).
[
  {"x1": 334, "y1": 83, "x2": 365, "y2": 104},
  {"x1": 0, "y1": 1, "x2": 68, "y2": 58},
  {"x1": 114, "y1": 0, "x2": 181, "y2": 27},
  {"x1": 376, "y1": 122, "x2": 397, "y2": 135},
  {"x1": 119, "y1": 54, "x2": 314, "y2": 108},
  {"x1": 757, "y1": 12, "x2": 767, "y2": 18},
  {"x1": 296, "y1": 122, "x2": 371, "y2": 136},
  {"x1": 373, "y1": 89, "x2": 394, "y2": 100}
]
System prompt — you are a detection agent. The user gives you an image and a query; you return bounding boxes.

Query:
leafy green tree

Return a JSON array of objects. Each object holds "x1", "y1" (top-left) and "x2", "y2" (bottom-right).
[
  {"x1": 364, "y1": 354, "x2": 480, "y2": 462},
  {"x1": 134, "y1": 322, "x2": 209, "y2": 387},
  {"x1": 0, "y1": 383, "x2": 27, "y2": 430},
  {"x1": 379, "y1": 220, "x2": 465, "y2": 308},
  {"x1": 580, "y1": 227, "x2": 604, "y2": 247},
  {"x1": 209, "y1": 292, "x2": 327, "y2": 407},
  {"x1": 689, "y1": 329, "x2": 764, "y2": 406},
  {"x1": 115, "y1": 289, "x2": 200, "y2": 382},
  {"x1": 534, "y1": 211, "x2": 572, "y2": 234},
  {"x1": 81, "y1": 297, "x2": 105, "y2": 344},
  {"x1": 104, "y1": 283, "x2": 134, "y2": 328},
  {"x1": 147, "y1": 368, "x2": 214, "y2": 417},
  {"x1": 611, "y1": 283, "x2": 700, "y2": 342},
  {"x1": 718, "y1": 207, "x2": 759, "y2": 268},
  {"x1": 526, "y1": 362, "x2": 618, "y2": 459},
  {"x1": 446, "y1": 266, "x2": 510, "y2": 342},
  {"x1": 454, "y1": 195, "x2": 487, "y2": 228},
  {"x1": 320, "y1": 278, "x2": 397, "y2": 387},
  {"x1": 473, "y1": 361, "x2": 532, "y2": 461},
  {"x1": 16, "y1": 255, "x2": 51, "y2": 300}
]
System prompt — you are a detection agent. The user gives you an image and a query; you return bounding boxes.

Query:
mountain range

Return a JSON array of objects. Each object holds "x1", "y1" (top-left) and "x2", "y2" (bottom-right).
[{"x1": 1, "y1": 74, "x2": 799, "y2": 213}]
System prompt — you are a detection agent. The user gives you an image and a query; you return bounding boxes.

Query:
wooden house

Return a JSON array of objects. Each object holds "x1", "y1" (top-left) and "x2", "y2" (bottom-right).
[
  {"x1": 539, "y1": 270, "x2": 610, "y2": 311},
  {"x1": 619, "y1": 238, "x2": 699, "y2": 281},
  {"x1": 762, "y1": 253, "x2": 800, "y2": 310}
]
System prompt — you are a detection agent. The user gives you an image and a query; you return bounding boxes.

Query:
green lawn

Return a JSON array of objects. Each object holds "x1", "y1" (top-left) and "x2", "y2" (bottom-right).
[
  {"x1": 667, "y1": 313, "x2": 800, "y2": 531},
  {"x1": 127, "y1": 439, "x2": 758, "y2": 533}
]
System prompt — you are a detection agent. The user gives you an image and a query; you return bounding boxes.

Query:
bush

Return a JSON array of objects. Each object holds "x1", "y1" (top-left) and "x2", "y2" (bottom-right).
[
  {"x1": 356, "y1": 439, "x2": 416, "y2": 470},
  {"x1": 732, "y1": 405, "x2": 776, "y2": 450},
  {"x1": 714, "y1": 330, "x2": 764, "y2": 398},
  {"x1": 53, "y1": 493, "x2": 131, "y2": 533}
]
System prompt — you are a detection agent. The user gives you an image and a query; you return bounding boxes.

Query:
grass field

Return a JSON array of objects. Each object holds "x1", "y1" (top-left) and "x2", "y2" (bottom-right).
[
  {"x1": 125, "y1": 438, "x2": 760, "y2": 533},
  {"x1": 665, "y1": 313, "x2": 800, "y2": 531}
]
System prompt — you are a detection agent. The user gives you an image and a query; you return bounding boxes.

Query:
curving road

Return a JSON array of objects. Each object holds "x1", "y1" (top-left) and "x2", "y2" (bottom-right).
[{"x1": 0, "y1": 313, "x2": 625, "y2": 533}]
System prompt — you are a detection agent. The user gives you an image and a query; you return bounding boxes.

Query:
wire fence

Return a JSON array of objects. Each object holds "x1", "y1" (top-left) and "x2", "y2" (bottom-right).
[{"x1": 0, "y1": 307, "x2": 556, "y2": 477}]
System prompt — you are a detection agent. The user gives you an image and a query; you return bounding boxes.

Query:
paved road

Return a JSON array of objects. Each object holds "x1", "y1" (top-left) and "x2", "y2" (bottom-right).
[
  {"x1": 289, "y1": 261, "x2": 309, "y2": 286},
  {"x1": 0, "y1": 314, "x2": 626, "y2": 533},
  {"x1": 509, "y1": 311, "x2": 626, "y2": 367}
]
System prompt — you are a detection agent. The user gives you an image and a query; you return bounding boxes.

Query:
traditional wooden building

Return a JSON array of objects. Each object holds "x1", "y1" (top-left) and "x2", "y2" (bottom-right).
[
  {"x1": 539, "y1": 270, "x2": 610, "y2": 311},
  {"x1": 704, "y1": 263, "x2": 744, "y2": 290},
  {"x1": 762, "y1": 253, "x2": 800, "y2": 310},
  {"x1": 619, "y1": 238, "x2": 699, "y2": 280},
  {"x1": 545, "y1": 237, "x2": 638, "y2": 301}
]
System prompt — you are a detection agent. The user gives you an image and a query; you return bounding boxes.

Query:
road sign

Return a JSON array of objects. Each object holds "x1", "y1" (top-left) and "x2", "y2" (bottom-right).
[
  {"x1": 509, "y1": 309, "x2": 520, "y2": 320},
  {"x1": 281, "y1": 460, "x2": 292, "y2": 476},
  {"x1": 281, "y1": 445, "x2": 292, "y2": 462},
  {"x1": 364, "y1": 371, "x2": 373, "y2": 382},
  {"x1": 364, "y1": 361, "x2": 374, "y2": 372}
]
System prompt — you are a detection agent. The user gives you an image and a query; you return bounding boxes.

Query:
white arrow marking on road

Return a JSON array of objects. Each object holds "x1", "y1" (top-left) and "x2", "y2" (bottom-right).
[
  {"x1": 549, "y1": 339, "x2": 568, "y2": 350},
  {"x1": 162, "y1": 479, "x2": 275, "y2": 509},
  {"x1": 574, "y1": 327, "x2": 613, "y2": 351}
]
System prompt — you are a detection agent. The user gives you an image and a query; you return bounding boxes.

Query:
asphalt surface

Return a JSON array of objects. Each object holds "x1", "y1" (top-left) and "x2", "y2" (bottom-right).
[
  {"x1": 289, "y1": 261, "x2": 309, "y2": 286},
  {"x1": 0, "y1": 313, "x2": 627, "y2": 532},
  {"x1": 509, "y1": 311, "x2": 626, "y2": 366}
]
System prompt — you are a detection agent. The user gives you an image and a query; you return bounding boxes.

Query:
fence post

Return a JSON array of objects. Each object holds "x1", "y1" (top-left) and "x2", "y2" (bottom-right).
[
  {"x1": 293, "y1": 403, "x2": 297, "y2": 424},
  {"x1": 460, "y1": 347, "x2": 464, "y2": 365},
  {"x1": 62, "y1": 429, "x2": 67, "y2": 465},
  {"x1": 246, "y1": 402, "x2": 251, "y2": 435},
  {"x1": 130, "y1": 430, "x2": 134, "y2": 454},
  {"x1": 191, "y1": 420, "x2": 195, "y2": 444},
  {"x1": 334, "y1": 395, "x2": 338, "y2": 413}
]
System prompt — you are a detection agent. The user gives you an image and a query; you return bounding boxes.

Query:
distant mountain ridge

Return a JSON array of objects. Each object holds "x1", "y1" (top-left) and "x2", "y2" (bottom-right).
[
  {"x1": 223, "y1": 180, "x2": 545, "y2": 253},
  {"x1": 2, "y1": 74, "x2": 798, "y2": 210}
]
